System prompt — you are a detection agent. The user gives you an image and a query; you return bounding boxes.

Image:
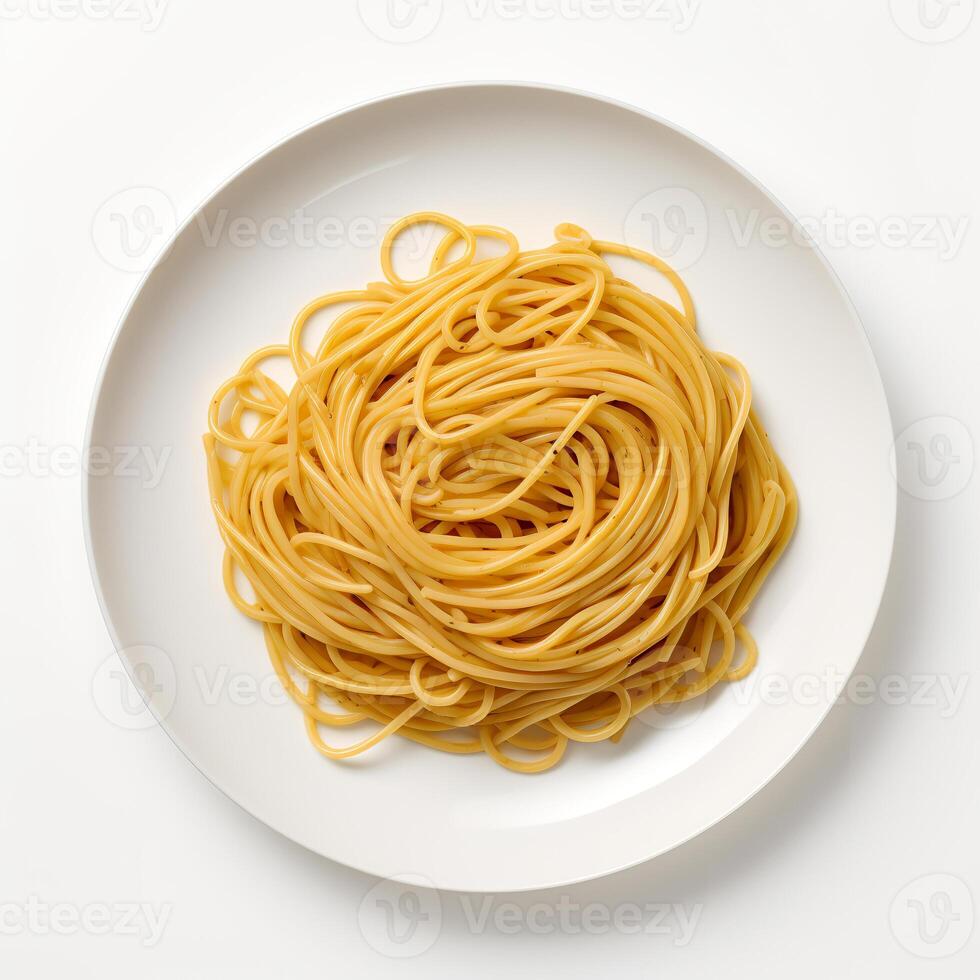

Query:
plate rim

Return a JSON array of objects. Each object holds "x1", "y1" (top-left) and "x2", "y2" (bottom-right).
[{"x1": 82, "y1": 80, "x2": 897, "y2": 892}]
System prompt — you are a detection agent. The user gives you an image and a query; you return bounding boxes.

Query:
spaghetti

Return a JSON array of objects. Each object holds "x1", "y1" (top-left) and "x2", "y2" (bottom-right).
[{"x1": 204, "y1": 212, "x2": 797, "y2": 772}]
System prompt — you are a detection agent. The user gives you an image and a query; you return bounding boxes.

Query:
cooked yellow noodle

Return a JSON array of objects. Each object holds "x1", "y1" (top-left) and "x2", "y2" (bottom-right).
[{"x1": 204, "y1": 212, "x2": 797, "y2": 773}]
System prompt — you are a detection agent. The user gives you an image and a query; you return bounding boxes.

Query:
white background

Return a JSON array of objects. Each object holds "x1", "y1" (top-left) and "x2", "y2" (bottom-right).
[{"x1": 2, "y1": 0, "x2": 978, "y2": 975}]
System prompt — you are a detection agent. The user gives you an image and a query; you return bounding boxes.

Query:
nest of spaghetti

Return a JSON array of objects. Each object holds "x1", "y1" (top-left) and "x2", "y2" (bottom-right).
[{"x1": 205, "y1": 212, "x2": 796, "y2": 773}]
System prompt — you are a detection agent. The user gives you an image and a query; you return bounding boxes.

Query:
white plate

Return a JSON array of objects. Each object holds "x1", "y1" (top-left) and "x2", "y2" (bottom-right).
[{"x1": 84, "y1": 83, "x2": 895, "y2": 892}]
